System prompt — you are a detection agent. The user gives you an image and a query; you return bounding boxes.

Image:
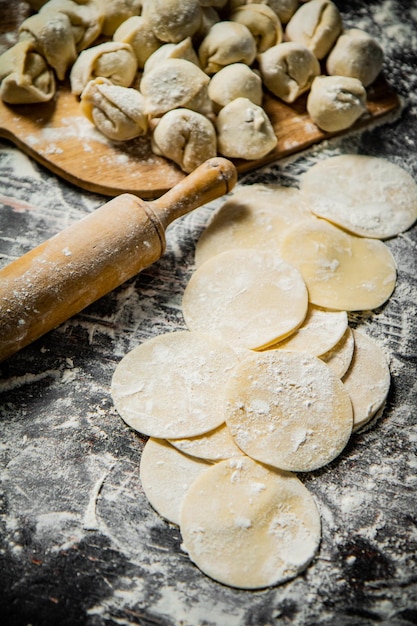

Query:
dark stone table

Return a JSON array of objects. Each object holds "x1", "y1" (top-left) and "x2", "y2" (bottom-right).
[{"x1": 0, "y1": 2, "x2": 416, "y2": 625}]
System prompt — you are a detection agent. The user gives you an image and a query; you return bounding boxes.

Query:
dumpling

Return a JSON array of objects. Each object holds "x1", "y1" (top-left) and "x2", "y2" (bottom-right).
[
  {"x1": 286, "y1": 0, "x2": 343, "y2": 59},
  {"x1": 140, "y1": 58, "x2": 211, "y2": 117},
  {"x1": 216, "y1": 97, "x2": 277, "y2": 159},
  {"x1": 228, "y1": 1, "x2": 299, "y2": 25},
  {"x1": 198, "y1": 21, "x2": 257, "y2": 74},
  {"x1": 113, "y1": 15, "x2": 161, "y2": 68},
  {"x1": 142, "y1": 38, "x2": 200, "y2": 76},
  {"x1": 18, "y1": 11, "x2": 77, "y2": 80},
  {"x1": 326, "y1": 29, "x2": 384, "y2": 87},
  {"x1": 99, "y1": 0, "x2": 143, "y2": 37},
  {"x1": 70, "y1": 41, "x2": 138, "y2": 95},
  {"x1": 306, "y1": 75, "x2": 367, "y2": 132},
  {"x1": 208, "y1": 63, "x2": 263, "y2": 111},
  {"x1": 39, "y1": 0, "x2": 104, "y2": 52},
  {"x1": 151, "y1": 108, "x2": 217, "y2": 173},
  {"x1": 258, "y1": 42, "x2": 320, "y2": 103},
  {"x1": 230, "y1": 4, "x2": 283, "y2": 52},
  {"x1": 80, "y1": 77, "x2": 147, "y2": 141},
  {"x1": 142, "y1": 0, "x2": 202, "y2": 43},
  {"x1": 0, "y1": 40, "x2": 55, "y2": 104}
]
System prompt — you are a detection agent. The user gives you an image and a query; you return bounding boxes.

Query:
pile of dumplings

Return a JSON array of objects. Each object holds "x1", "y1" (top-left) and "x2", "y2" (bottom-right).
[{"x1": 0, "y1": 0, "x2": 384, "y2": 172}]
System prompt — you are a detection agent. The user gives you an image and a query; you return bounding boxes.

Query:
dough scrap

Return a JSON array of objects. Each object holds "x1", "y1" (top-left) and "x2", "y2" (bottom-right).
[
  {"x1": 279, "y1": 217, "x2": 397, "y2": 311},
  {"x1": 70, "y1": 41, "x2": 138, "y2": 95},
  {"x1": 111, "y1": 331, "x2": 240, "y2": 439},
  {"x1": 320, "y1": 327, "x2": 354, "y2": 378},
  {"x1": 264, "y1": 305, "x2": 348, "y2": 357},
  {"x1": 300, "y1": 155, "x2": 417, "y2": 239},
  {"x1": 195, "y1": 184, "x2": 311, "y2": 267},
  {"x1": 80, "y1": 77, "x2": 147, "y2": 141},
  {"x1": 151, "y1": 108, "x2": 217, "y2": 173},
  {"x1": 342, "y1": 329, "x2": 391, "y2": 432},
  {"x1": 0, "y1": 40, "x2": 55, "y2": 104},
  {"x1": 182, "y1": 249, "x2": 308, "y2": 350},
  {"x1": 139, "y1": 438, "x2": 211, "y2": 525},
  {"x1": 285, "y1": 0, "x2": 343, "y2": 60},
  {"x1": 169, "y1": 423, "x2": 243, "y2": 462},
  {"x1": 306, "y1": 75, "x2": 367, "y2": 133},
  {"x1": 224, "y1": 351, "x2": 353, "y2": 472},
  {"x1": 326, "y1": 28, "x2": 384, "y2": 87},
  {"x1": 258, "y1": 42, "x2": 320, "y2": 103},
  {"x1": 208, "y1": 63, "x2": 263, "y2": 112},
  {"x1": 216, "y1": 97, "x2": 277, "y2": 160},
  {"x1": 180, "y1": 456, "x2": 321, "y2": 589}
]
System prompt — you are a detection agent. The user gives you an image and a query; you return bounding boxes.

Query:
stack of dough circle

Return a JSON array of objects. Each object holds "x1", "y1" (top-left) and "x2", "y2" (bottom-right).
[
  {"x1": 279, "y1": 217, "x2": 397, "y2": 311},
  {"x1": 168, "y1": 424, "x2": 243, "y2": 462},
  {"x1": 182, "y1": 249, "x2": 309, "y2": 350},
  {"x1": 320, "y1": 327, "x2": 355, "y2": 378},
  {"x1": 110, "y1": 330, "x2": 239, "y2": 439},
  {"x1": 224, "y1": 350, "x2": 353, "y2": 472},
  {"x1": 180, "y1": 456, "x2": 321, "y2": 589},
  {"x1": 299, "y1": 155, "x2": 417, "y2": 239},
  {"x1": 139, "y1": 437, "x2": 211, "y2": 525},
  {"x1": 195, "y1": 184, "x2": 311, "y2": 267}
]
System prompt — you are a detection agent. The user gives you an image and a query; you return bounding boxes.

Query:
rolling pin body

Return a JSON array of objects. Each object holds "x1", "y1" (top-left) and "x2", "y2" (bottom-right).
[{"x1": 0, "y1": 157, "x2": 237, "y2": 362}]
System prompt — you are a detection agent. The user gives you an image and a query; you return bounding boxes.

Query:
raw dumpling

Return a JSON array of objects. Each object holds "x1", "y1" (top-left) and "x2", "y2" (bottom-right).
[
  {"x1": 140, "y1": 58, "x2": 211, "y2": 117},
  {"x1": 230, "y1": 4, "x2": 283, "y2": 53},
  {"x1": 112, "y1": 15, "x2": 161, "y2": 68},
  {"x1": 258, "y1": 42, "x2": 320, "y2": 103},
  {"x1": 326, "y1": 28, "x2": 384, "y2": 87},
  {"x1": 229, "y1": 1, "x2": 299, "y2": 25},
  {"x1": 18, "y1": 11, "x2": 77, "y2": 80},
  {"x1": 198, "y1": 21, "x2": 257, "y2": 74},
  {"x1": 39, "y1": 0, "x2": 104, "y2": 52},
  {"x1": 216, "y1": 97, "x2": 277, "y2": 159},
  {"x1": 142, "y1": 38, "x2": 200, "y2": 76},
  {"x1": 208, "y1": 63, "x2": 263, "y2": 111},
  {"x1": 0, "y1": 40, "x2": 55, "y2": 104},
  {"x1": 286, "y1": 0, "x2": 343, "y2": 59},
  {"x1": 80, "y1": 77, "x2": 147, "y2": 141},
  {"x1": 142, "y1": 0, "x2": 202, "y2": 43},
  {"x1": 99, "y1": 0, "x2": 143, "y2": 36},
  {"x1": 151, "y1": 108, "x2": 217, "y2": 173},
  {"x1": 307, "y1": 75, "x2": 367, "y2": 132},
  {"x1": 70, "y1": 41, "x2": 138, "y2": 95}
]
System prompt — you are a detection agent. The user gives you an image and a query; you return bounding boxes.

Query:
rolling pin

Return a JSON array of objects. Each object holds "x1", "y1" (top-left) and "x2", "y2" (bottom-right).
[{"x1": 0, "y1": 157, "x2": 237, "y2": 362}]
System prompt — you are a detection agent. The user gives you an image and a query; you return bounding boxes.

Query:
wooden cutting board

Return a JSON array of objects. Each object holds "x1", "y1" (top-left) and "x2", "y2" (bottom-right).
[{"x1": 0, "y1": 76, "x2": 400, "y2": 198}]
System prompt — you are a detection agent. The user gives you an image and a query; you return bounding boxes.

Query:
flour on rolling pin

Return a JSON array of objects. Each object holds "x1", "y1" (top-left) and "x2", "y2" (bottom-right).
[{"x1": 0, "y1": 157, "x2": 237, "y2": 362}]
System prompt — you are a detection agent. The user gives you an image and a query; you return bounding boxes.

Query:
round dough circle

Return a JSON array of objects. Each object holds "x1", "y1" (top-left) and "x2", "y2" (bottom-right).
[
  {"x1": 182, "y1": 249, "x2": 309, "y2": 350},
  {"x1": 195, "y1": 184, "x2": 311, "y2": 268},
  {"x1": 169, "y1": 423, "x2": 243, "y2": 462},
  {"x1": 342, "y1": 329, "x2": 391, "y2": 431},
  {"x1": 180, "y1": 456, "x2": 321, "y2": 589},
  {"x1": 111, "y1": 331, "x2": 239, "y2": 438},
  {"x1": 265, "y1": 305, "x2": 348, "y2": 357},
  {"x1": 320, "y1": 327, "x2": 355, "y2": 378},
  {"x1": 139, "y1": 438, "x2": 211, "y2": 525},
  {"x1": 225, "y1": 350, "x2": 353, "y2": 472},
  {"x1": 279, "y1": 218, "x2": 397, "y2": 311},
  {"x1": 300, "y1": 155, "x2": 417, "y2": 239}
]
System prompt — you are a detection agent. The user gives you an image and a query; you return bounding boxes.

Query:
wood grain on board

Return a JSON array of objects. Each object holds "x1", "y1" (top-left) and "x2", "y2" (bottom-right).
[{"x1": 0, "y1": 1, "x2": 401, "y2": 197}]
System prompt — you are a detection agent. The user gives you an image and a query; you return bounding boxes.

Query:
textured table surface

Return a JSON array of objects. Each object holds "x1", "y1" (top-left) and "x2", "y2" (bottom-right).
[{"x1": 0, "y1": 2, "x2": 416, "y2": 625}]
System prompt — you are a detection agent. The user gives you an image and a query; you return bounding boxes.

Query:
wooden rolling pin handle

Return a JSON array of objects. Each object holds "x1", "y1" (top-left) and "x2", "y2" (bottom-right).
[{"x1": 0, "y1": 157, "x2": 237, "y2": 362}]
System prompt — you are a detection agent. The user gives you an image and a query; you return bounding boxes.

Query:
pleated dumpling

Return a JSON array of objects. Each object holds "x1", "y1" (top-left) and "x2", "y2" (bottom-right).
[
  {"x1": 70, "y1": 41, "x2": 138, "y2": 95},
  {"x1": 142, "y1": 38, "x2": 200, "y2": 76},
  {"x1": 39, "y1": 0, "x2": 105, "y2": 52},
  {"x1": 142, "y1": 0, "x2": 202, "y2": 43},
  {"x1": 99, "y1": 0, "x2": 143, "y2": 37},
  {"x1": 198, "y1": 21, "x2": 257, "y2": 74},
  {"x1": 216, "y1": 97, "x2": 277, "y2": 160},
  {"x1": 80, "y1": 77, "x2": 148, "y2": 141},
  {"x1": 140, "y1": 58, "x2": 211, "y2": 117},
  {"x1": 0, "y1": 40, "x2": 55, "y2": 104},
  {"x1": 113, "y1": 15, "x2": 161, "y2": 68},
  {"x1": 230, "y1": 4, "x2": 283, "y2": 53},
  {"x1": 18, "y1": 11, "x2": 77, "y2": 80},
  {"x1": 151, "y1": 108, "x2": 217, "y2": 173},
  {"x1": 208, "y1": 63, "x2": 263, "y2": 112}
]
